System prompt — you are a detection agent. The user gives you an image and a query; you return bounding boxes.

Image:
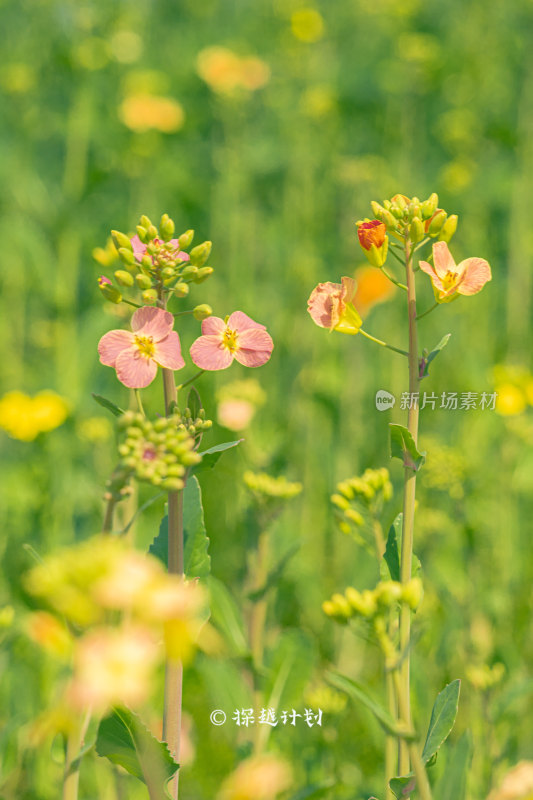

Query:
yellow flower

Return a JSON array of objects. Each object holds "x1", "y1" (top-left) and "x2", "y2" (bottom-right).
[
  {"x1": 197, "y1": 47, "x2": 270, "y2": 94},
  {"x1": 119, "y1": 94, "x2": 185, "y2": 133},
  {"x1": 0, "y1": 390, "x2": 68, "y2": 441},
  {"x1": 217, "y1": 755, "x2": 292, "y2": 800},
  {"x1": 291, "y1": 9, "x2": 325, "y2": 43},
  {"x1": 495, "y1": 383, "x2": 527, "y2": 416}
]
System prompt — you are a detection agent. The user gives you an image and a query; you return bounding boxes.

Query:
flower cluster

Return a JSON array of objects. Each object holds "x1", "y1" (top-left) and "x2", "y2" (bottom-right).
[
  {"x1": 331, "y1": 468, "x2": 393, "y2": 535},
  {"x1": 197, "y1": 47, "x2": 270, "y2": 95},
  {"x1": 322, "y1": 577, "x2": 423, "y2": 623},
  {"x1": 25, "y1": 536, "x2": 207, "y2": 712},
  {"x1": 0, "y1": 390, "x2": 69, "y2": 441},
  {"x1": 493, "y1": 364, "x2": 533, "y2": 416},
  {"x1": 243, "y1": 470, "x2": 303, "y2": 502},
  {"x1": 368, "y1": 192, "x2": 456, "y2": 243},
  {"x1": 117, "y1": 410, "x2": 201, "y2": 491}
]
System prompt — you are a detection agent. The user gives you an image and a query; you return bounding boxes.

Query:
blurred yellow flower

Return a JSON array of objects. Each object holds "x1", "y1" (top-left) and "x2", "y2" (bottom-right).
[
  {"x1": 109, "y1": 30, "x2": 143, "y2": 64},
  {"x1": 119, "y1": 94, "x2": 185, "y2": 133},
  {"x1": 0, "y1": 390, "x2": 68, "y2": 441},
  {"x1": 243, "y1": 471, "x2": 303, "y2": 501},
  {"x1": 217, "y1": 754, "x2": 292, "y2": 800},
  {"x1": 495, "y1": 383, "x2": 527, "y2": 416},
  {"x1": 353, "y1": 266, "x2": 396, "y2": 316},
  {"x1": 305, "y1": 684, "x2": 347, "y2": 714},
  {"x1": 77, "y1": 416, "x2": 113, "y2": 442},
  {"x1": 0, "y1": 63, "x2": 36, "y2": 93},
  {"x1": 291, "y1": 9, "x2": 325, "y2": 43},
  {"x1": 487, "y1": 762, "x2": 533, "y2": 800},
  {"x1": 466, "y1": 662, "x2": 505, "y2": 691},
  {"x1": 69, "y1": 625, "x2": 159, "y2": 711},
  {"x1": 26, "y1": 611, "x2": 73, "y2": 659},
  {"x1": 300, "y1": 85, "x2": 336, "y2": 118},
  {"x1": 197, "y1": 47, "x2": 270, "y2": 94},
  {"x1": 92, "y1": 236, "x2": 119, "y2": 268}
]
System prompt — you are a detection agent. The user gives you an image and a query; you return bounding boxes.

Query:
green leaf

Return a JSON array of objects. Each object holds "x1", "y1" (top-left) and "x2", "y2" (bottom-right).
[
  {"x1": 208, "y1": 576, "x2": 249, "y2": 657},
  {"x1": 247, "y1": 541, "x2": 300, "y2": 601},
  {"x1": 434, "y1": 730, "x2": 472, "y2": 800},
  {"x1": 91, "y1": 393, "x2": 124, "y2": 417},
  {"x1": 420, "y1": 334, "x2": 451, "y2": 379},
  {"x1": 390, "y1": 776, "x2": 416, "y2": 798},
  {"x1": 389, "y1": 424, "x2": 426, "y2": 471},
  {"x1": 421, "y1": 679, "x2": 461, "y2": 763},
  {"x1": 380, "y1": 513, "x2": 421, "y2": 583},
  {"x1": 95, "y1": 707, "x2": 178, "y2": 799},
  {"x1": 194, "y1": 440, "x2": 243, "y2": 473},
  {"x1": 326, "y1": 671, "x2": 413, "y2": 739},
  {"x1": 149, "y1": 476, "x2": 210, "y2": 578}
]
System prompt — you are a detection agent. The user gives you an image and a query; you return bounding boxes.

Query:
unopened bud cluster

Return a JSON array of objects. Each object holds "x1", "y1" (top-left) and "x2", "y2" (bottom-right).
[
  {"x1": 117, "y1": 411, "x2": 201, "y2": 491},
  {"x1": 243, "y1": 470, "x2": 303, "y2": 501},
  {"x1": 173, "y1": 405, "x2": 213, "y2": 440},
  {"x1": 323, "y1": 577, "x2": 423, "y2": 624},
  {"x1": 367, "y1": 193, "x2": 458, "y2": 245},
  {"x1": 97, "y1": 213, "x2": 214, "y2": 307},
  {"x1": 331, "y1": 468, "x2": 392, "y2": 534}
]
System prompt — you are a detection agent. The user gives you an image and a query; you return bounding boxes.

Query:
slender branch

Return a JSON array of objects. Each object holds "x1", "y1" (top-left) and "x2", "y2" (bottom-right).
[
  {"x1": 413, "y1": 237, "x2": 430, "y2": 252},
  {"x1": 359, "y1": 328, "x2": 408, "y2": 357},
  {"x1": 388, "y1": 247, "x2": 406, "y2": 267},
  {"x1": 381, "y1": 266, "x2": 408, "y2": 291},
  {"x1": 177, "y1": 369, "x2": 206, "y2": 391},
  {"x1": 102, "y1": 497, "x2": 116, "y2": 535},
  {"x1": 173, "y1": 310, "x2": 195, "y2": 318},
  {"x1": 415, "y1": 302, "x2": 439, "y2": 321},
  {"x1": 62, "y1": 706, "x2": 92, "y2": 800},
  {"x1": 399, "y1": 235, "x2": 420, "y2": 779},
  {"x1": 134, "y1": 389, "x2": 145, "y2": 416},
  {"x1": 122, "y1": 298, "x2": 142, "y2": 309},
  {"x1": 392, "y1": 670, "x2": 432, "y2": 800}
]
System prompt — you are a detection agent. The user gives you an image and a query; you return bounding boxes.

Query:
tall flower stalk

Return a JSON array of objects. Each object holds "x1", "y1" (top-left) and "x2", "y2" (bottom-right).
[{"x1": 310, "y1": 192, "x2": 492, "y2": 800}]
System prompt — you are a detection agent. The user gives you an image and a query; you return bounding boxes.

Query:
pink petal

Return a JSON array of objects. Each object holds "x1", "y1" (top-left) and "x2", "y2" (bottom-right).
[
  {"x1": 307, "y1": 282, "x2": 342, "y2": 329},
  {"x1": 167, "y1": 240, "x2": 189, "y2": 262},
  {"x1": 98, "y1": 329, "x2": 134, "y2": 367},
  {"x1": 190, "y1": 335, "x2": 234, "y2": 370},
  {"x1": 115, "y1": 349, "x2": 158, "y2": 388},
  {"x1": 419, "y1": 261, "x2": 445, "y2": 292},
  {"x1": 153, "y1": 331, "x2": 185, "y2": 371},
  {"x1": 131, "y1": 307, "x2": 174, "y2": 341},
  {"x1": 131, "y1": 235, "x2": 147, "y2": 261},
  {"x1": 234, "y1": 328, "x2": 274, "y2": 368},
  {"x1": 201, "y1": 316, "x2": 226, "y2": 335},
  {"x1": 457, "y1": 258, "x2": 492, "y2": 296},
  {"x1": 227, "y1": 311, "x2": 266, "y2": 332},
  {"x1": 432, "y1": 241, "x2": 457, "y2": 280},
  {"x1": 341, "y1": 276, "x2": 357, "y2": 305}
]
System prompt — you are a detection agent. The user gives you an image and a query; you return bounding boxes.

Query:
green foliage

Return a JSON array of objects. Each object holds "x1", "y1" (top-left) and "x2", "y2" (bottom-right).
[
  {"x1": 380, "y1": 513, "x2": 421, "y2": 582},
  {"x1": 327, "y1": 671, "x2": 412, "y2": 739},
  {"x1": 95, "y1": 707, "x2": 178, "y2": 798},
  {"x1": 420, "y1": 334, "x2": 452, "y2": 379},
  {"x1": 389, "y1": 424, "x2": 426, "y2": 471},
  {"x1": 194, "y1": 440, "x2": 243, "y2": 473},
  {"x1": 91, "y1": 393, "x2": 124, "y2": 417},
  {"x1": 434, "y1": 731, "x2": 473, "y2": 800}
]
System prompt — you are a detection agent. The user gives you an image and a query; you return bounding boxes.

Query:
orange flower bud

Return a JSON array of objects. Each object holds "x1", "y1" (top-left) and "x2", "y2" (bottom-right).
[{"x1": 357, "y1": 220, "x2": 386, "y2": 251}]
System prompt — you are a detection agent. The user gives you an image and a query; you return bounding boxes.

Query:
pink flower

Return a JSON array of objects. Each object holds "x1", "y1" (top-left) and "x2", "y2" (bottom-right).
[
  {"x1": 307, "y1": 276, "x2": 362, "y2": 334},
  {"x1": 419, "y1": 241, "x2": 492, "y2": 303},
  {"x1": 98, "y1": 306, "x2": 185, "y2": 388},
  {"x1": 131, "y1": 235, "x2": 189, "y2": 265},
  {"x1": 190, "y1": 311, "x2": 273, "y2": 371}
]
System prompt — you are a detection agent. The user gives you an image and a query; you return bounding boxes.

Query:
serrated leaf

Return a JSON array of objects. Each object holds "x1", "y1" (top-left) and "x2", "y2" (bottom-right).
[
  {"x1": 208, "y1": 576, "x2": 249, "y2": 656},
  {"x1": 193, "y1": 440, "x2": 243, "y2": 473},
  {"x1": 380, "y1": 513, "x2": 421, "y2": 583},
  {"x1": 91, "y1": 393, "x2": 124, "y2": 417},
  {"x1": 389, "y1": 424, "x2": 426, "y2": 471},
  {"x1": 434, "y1": 730, "x2": 472, "y2": 800},
  {"x1": 421, "y1": 679, "x2": 461, "y2": 763},
  {"x1": 149, "y1": 476, "x2": 210, "y2": 578},
  {"x1": 420, "y1": 334, "x2": 451, "y2": 379},
  {"x1": 327, "y1": 671, "x2": 412, "y2": 739},
  {"x1": 95, "y1": 707, "x2": 178, "y2": 799}
]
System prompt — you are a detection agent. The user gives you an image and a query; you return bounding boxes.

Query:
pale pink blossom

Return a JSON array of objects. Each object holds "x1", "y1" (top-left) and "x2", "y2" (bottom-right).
[
  {"x1": 131, "y1": 235, "x2": 189, "y2": 264},
  {"x1": 190, "y1": 312, "x2": 273, "y2": 371},
  {"x1": 419, "y1": 241, "x2": 491, "y2": 302},
  {"x1": 98, "y1": 306, "x2": 184, "y2": 388},
  {"x1": 307, "y1": 277, "x2": 362, "y2": 334}
]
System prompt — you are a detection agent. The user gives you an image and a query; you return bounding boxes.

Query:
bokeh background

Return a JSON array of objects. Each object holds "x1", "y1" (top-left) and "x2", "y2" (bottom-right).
[{"x1": 1, "y1": 0, "x2": 533, "y2": 798}]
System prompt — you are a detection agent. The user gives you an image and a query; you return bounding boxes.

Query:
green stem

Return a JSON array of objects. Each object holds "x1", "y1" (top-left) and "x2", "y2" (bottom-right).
[
  {"x1": 392, "y1": 670, "x2": 432, "y2": 800},
  {"x1": 381, "y1": 266, "x2": 408, "y2": 291},
  {"x1": 359, "y1": 328, "x2": 408, "y2": 357},
  {"x1": 177, "y1": 369, "x2": 206, "y2": 391},
  {"x1": 173, "y1": 309, "x2": 195, "y2": 318},
  {"x1": 413, "y1": 237, "x2": 430, "y2": 252},
  {"x1": 415, "y1": 302, "x2": 439, "y2": 321},
  {"x1": 122, "y1": 298, "x2": 142, "y2": 309},
  {"x1": 102, "y1": 497, "x2": 116, "y2": 535},
  {"x1": 399, "y1": 235, "x2": 420, "y2": 778},
  {"x1": 134, "y1": 389, "x2": 145, "y2": 416},
  {"x1": 62, "y1": 707, "x2": 91, "y2": 800},
  {"x1": 385, "y1": 669, "x2": 398, "y2": 800},
  {"x1": 388, "y1": 247, "x2": 407, "y2": 268}
]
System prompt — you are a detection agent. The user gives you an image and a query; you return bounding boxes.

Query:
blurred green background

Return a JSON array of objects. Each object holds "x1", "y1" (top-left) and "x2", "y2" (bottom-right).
[{"x1": 1, "y1": 0, "x2": 533, "y2": 798}]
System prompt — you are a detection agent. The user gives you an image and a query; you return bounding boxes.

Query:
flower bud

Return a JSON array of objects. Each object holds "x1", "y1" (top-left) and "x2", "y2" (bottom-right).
[
  {"x1": 181, "y1": 265, "x2": 199, "y2": 280},
  {"x1": 357, "y1": 220, "x2": 386, "y2": 250},
  {"x1": 159, "y1": 214, "x2": 175, "y2": 242},
  {"x1": 382, "y1": 210, "x2": 399, "y2": 230},
  {"x1": 331, "y1": 593, "x2": 352, "y2": 618},
  {"x1": 140, "y1": 215, "x2": 152, "y2": 230},
  {"x1": 409, "y1": 217, "x2": 425, "y2": 244},
  {"x1": 114, "y1": 269, "x2": 135, "y2": 287},
  {"x1": 331, "y1": 493, "x2": 350, "y2": 510},
  {"x1": 98, "y1": 276, "x2": 122, "y2": 303},
  {"x1": 162, "y1": 266, "x2": 175, "y2": 279},
  {"x1": 345, "y1": 508, "x2": 364, "y2": 526},
  {"x1": 135, "y1": 273, "x2": 152, "y2": 290},
  {"x1": 147, "y1": 224, "x2": 159, "y2": 241},
  {"x1": 193, "y1": 304, "x2": 213, "y2": 321},
  {"x1": 426, "y1": 209, "x2": 447, "y2": 236},
  {"x1": 141, "y1": 255, "x2": 153, "y2": 272},
  {"x1": 401, "y1": 577, "x2": 423, "y2": 610},
  {"x1": 136, "y1": 225, "x2": 149, "y2": 243},
  {"x1": 438, "y1": 214, "x2": 458, "y2": 243},
  {"x1": 371, "y1": 201, "x2": 387, "y2": 219},
  {"x1": 189, "y1": 241, "x2": 212, "y2": 266},
  {"x1": 178, "y1": 229, "x2": 194, "y2": 249},
  {"x1": 375, "y1": 581, "x2": 402, "y2": 607},
  {"x1": 421, "y1": 193, "x2": 438, "y2": 219},
  {"x1": 142, "y1": 289, "x2": 158, "y2": 304},
  {"x1": 174, "y1": 282, "x2": 189, "y2": 297},
  {"x1": 118, "y1": 247, "x2": 135, "y2": 266},
  {"x1": 111, "y1": 230, "x2": 133, "y2": 251},
  {"x1": 391, "y1": 194, "x2": 409, "y2": 209},
  {"x1": 193, "y1": 266, "x2": 214, "y2": 283}
]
